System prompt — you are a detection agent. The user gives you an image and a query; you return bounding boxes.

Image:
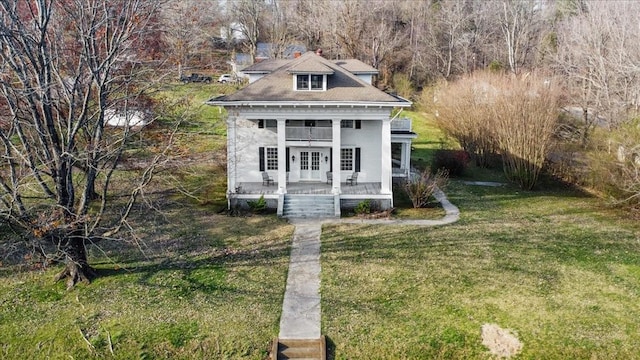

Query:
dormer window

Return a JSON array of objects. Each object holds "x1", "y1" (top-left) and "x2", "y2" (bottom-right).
[{"x1": 295, "y1": 74, "x2": 325, "y2": 91}]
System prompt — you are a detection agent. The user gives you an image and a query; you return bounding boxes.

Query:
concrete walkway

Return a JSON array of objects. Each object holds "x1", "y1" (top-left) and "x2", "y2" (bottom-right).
[
  {"x1": 277, "y1": 187, "x2": 460, "y2": 340},
  {"x1": 278, "y1": 220, "x2": 323, "y2": 339}
]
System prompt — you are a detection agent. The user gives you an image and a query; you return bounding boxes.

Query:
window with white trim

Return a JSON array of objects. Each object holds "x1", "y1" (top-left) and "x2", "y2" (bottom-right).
[
  {"x1": 296, "y1": 74, "x2": 325, "y2": 91},
  {"x1": 340, "y1": 148, "x2": 353, "y2": 171},
  {"x1": 340, "y1": 120, "x2": 361, "y2": 129},
  {"x1": 310, "y1": 75, "x2": 323, "y2": 89},
  {"x1": 296, "y1": 75, "x2": 308, "y2": 90},
  {"x1": 258, "y1": 119, "x2": 277, "y2": 128},
  {"x1": 266, "y1": 147, "x2": 278, "y2": 170}
]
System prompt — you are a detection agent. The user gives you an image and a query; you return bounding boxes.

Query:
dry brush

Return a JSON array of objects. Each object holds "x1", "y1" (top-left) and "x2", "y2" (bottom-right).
[{"x1": 431, "y1": 71, "x2": 561, "y2": 189}]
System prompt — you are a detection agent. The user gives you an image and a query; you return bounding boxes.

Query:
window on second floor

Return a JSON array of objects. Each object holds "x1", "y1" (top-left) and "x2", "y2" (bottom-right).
[
  {"x1": 258, "y1": 119, "x2": 276, "y2": 128},
  {"x1": 341, "y1": 120, "x2": 362, "y2": 129},
  {"x1": 296, "y1": 74, "x2": 325, "y2": 91}
]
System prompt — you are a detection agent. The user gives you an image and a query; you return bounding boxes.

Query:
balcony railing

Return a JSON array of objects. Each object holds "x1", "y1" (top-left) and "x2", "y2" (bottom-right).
[
  {"x1": 285, "y1": 119, "x2": 412, "y2": 141},
  {"x1": 391, "y1": 117, "x2": 412, "y2": 131},
  {"x1": 286, "y1": 127, "x2": 332, "y2": 141}
]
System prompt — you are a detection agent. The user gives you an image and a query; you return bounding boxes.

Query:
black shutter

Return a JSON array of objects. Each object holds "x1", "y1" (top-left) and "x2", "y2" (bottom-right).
[
  {"x1": 355, "y1": 148, "x2": 361, "y2": 172},
  {"x1": 259, "y1": 147, "x2": 265, "y2": 171},
  {"x1": 355, "y1": 120, "x2": 361, "y2": 129},
  {"x1": 258, "y1": 120, "x2": 264, "y2": 128},
  {"x1": 286, "y1": 147, "x2": 290, "y2": 172},
  {"x1": 329, "y1": 148, "x2": 333, "y2": 172}
]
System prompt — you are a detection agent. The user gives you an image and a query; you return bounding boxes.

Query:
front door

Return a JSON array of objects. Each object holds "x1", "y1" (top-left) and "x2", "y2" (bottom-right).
[{"x1": 300, "y1": 151, "x2": 321, "y2": 181}]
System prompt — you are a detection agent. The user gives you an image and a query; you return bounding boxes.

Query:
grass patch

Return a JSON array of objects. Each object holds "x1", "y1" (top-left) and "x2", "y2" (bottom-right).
[
  {"x1": 405, "y1": 110, "x2": 457, "y2": 171},
  {"x1": 0, "y1": 202, "x2": 294, "y2": 359},
  {"x1": 322, "y1": 180, "x2": 640, "y2": 359}
]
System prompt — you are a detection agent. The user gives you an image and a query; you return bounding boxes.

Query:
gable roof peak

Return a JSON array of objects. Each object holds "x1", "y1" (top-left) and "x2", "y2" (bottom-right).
[{"x1": 286, "y1": 51, "x2": 335, "y2": 75}]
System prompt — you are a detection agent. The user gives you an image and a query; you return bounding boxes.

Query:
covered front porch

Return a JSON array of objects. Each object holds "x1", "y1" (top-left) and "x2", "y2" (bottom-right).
[
  {"x1": 234, "y1": 181, "x2": 382, "y2": 195},
  {"x1": 230, "y1": 181, "x2": 393, "y2": 217}
]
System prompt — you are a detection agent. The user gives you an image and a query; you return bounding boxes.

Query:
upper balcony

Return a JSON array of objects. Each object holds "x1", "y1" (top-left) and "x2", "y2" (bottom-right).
[
  {"x1": 391, "y1": 117, "x2": 412, "y2": 132},
  {"x1": 283, "y1": 118, "x2": 413, "y2": 141},
  {"x1": 286, "y1": 127, "x2": 332, "y2": 141}
]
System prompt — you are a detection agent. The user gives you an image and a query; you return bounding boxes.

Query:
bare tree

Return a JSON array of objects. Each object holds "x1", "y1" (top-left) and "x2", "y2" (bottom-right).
[
  {"x1": 499, "y1": 0, "x2": 549, "y2": 74},
  {"x1": 160, "y1": 0, "x2": 221, "y2": 76},
  {"x1": 0, "y1": 0, "x2": 166, "y2": 288},
  {"x1": 285, "y1": 0, "x2": 331, "y2": 52},
  {"x1": 402, "y1": 0, "x2": 432, "y2": 82},
  {"x1": 228, "y1": 0, "x2": 267, "y2": 60},
  {"x1": 432, "y1": 0, "x2": 475, "y2": 78},
  {"x1": 555, "y1": 0, "x2": 640, "y2": 132},
  {"x1": 333, "y1": 0, "x2": 367, "y2": 59},
  {"x1": 262, "y1": 0, "x2": 298, "y2": 59}
]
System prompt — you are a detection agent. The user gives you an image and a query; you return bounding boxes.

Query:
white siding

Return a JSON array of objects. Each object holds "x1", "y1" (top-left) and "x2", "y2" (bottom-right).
[
  {"x1": 339, "y1": 120, "x2": 382, "y2": 182},
  {"x1": 230, "y1": 107, "x2": 390, "y2": 186},
  {"x1": 234, "y1": 120, "x2": 278, "y2": 183},
  {"x1": 356, "y1": 74, "x2": 374, "y2": 84}
]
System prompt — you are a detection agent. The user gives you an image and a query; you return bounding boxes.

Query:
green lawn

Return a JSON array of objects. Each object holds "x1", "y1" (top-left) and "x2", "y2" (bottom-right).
[
  {"x1": 404, "y1": 110, "x2": 458, "y2": 171},
  {"x1": 321, "y1": 181, "x2": 640, "y2": 359},
  {"x1": 0, "y1": 204, "x2": 293, "y2": 359}
]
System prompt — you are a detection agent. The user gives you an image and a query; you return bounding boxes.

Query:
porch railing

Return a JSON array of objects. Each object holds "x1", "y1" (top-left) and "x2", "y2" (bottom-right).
[
  {"x1": 286, "y1": 127, "x2": 332, "y2": 141},
  {"x1": 391, "y1": 117, "x2": 412, "y2": 131}
]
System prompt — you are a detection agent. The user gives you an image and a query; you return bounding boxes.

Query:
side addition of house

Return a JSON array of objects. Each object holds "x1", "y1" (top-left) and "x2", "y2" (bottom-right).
[{"x1": 207, "y1": 51, "x2": 415, "y2": 217}]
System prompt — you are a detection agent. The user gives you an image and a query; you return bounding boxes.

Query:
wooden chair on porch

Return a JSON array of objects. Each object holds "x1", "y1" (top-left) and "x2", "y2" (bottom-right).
[
  {"x1": 326, "y1": 171, "x2": 332, "y2": 184},
  {"x1": 346, "y1": 171, "x2": 358, "y2": 186},
  {"x1": 262, "y1": 171, "x2": 274, "y2": 186}
]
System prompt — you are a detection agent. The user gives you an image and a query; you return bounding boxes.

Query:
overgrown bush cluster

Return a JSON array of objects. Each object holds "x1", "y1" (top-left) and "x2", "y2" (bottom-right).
[
  {"x1": 431, "y1": 149, "x2": 470, "y2": 177},
  {"x1": 429, "y1": 71, "x2": 562, "y2": 190},
  {"x1": 404, "y1": 169, "x2": 448, "y2": 208},
  {"x1": 586, "y1": 121, "x2": 640, "y2": 206}
]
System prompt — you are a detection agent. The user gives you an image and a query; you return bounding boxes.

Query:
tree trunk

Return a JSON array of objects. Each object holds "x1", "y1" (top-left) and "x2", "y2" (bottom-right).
[{"x1": 54, "y1": 235, "x2": 96, "y2": 290}]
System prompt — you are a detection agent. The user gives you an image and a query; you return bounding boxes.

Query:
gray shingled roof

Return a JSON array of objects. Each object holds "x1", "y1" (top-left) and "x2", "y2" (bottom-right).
[
  {"x1": 213, "y1": 52, "x2": 408, "y2": 104},
  {"x1": 241, "y1": 59, "x2": 290, "y2": 73},
  {"x1": 287, "y1": 59, "x2": 334, "y2": 75},
  {"x1": 333, "y1": 59, "x2": 378, "y2": 74}
]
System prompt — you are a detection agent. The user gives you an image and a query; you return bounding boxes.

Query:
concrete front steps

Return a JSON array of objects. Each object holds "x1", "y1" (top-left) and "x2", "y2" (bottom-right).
[
  {"x1": 272, "y1": 337, "x2": 326, "y2": 360},
  {"x1": 282, "y1": 195, "x2": 336, "y2": 218}
]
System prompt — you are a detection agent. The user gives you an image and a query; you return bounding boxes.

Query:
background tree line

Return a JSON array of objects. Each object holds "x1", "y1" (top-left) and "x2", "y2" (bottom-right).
[{"x1": 161, "y1": 0, "x2": 640, "y2": 132}]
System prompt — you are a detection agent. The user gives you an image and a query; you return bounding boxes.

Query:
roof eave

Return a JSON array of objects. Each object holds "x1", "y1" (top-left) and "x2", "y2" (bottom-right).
[
  {"x1": 391, "y1": 131, "x2": 418, "y2": 139},
  {"x1": 287, "y1": 70, "x2": 335, "y2": 75},
  {"x1": 205, "y1": 100, "x2": 412, "y2": 108}
]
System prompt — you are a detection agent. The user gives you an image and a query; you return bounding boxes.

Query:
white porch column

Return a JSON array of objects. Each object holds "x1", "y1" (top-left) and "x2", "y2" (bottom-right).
[
  {"x1": 227, "y1": 115, "x2": 237, "y2": 194},
  {"x1": 403, "y1": 140, "x2": 412, "y2": 177},
  {"x1": 381, "y1": 118, "x2": 392, "y2": 194},
  {"x1": 277, "y1": 118, "x2": 287, "y2": 194},
  {"x1": 331, "y1": 119, "x2": 341, "y2": 195}
]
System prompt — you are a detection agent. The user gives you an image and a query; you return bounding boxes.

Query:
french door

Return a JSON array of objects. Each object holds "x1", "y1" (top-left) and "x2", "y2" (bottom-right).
[{"x1": 300, "y1": 151, "x2": 321, "y2": 180}]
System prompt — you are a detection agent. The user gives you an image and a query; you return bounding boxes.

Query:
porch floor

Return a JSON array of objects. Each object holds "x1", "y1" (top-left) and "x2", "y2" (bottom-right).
[{"x1": 235, "y1": 182, "x2": 382, "y2": 195}]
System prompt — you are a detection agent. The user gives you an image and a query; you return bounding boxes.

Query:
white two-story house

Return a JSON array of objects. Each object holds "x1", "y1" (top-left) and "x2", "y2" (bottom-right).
[{"x1": 207, "y1": 51, "x2": 415, "y2": 217}]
